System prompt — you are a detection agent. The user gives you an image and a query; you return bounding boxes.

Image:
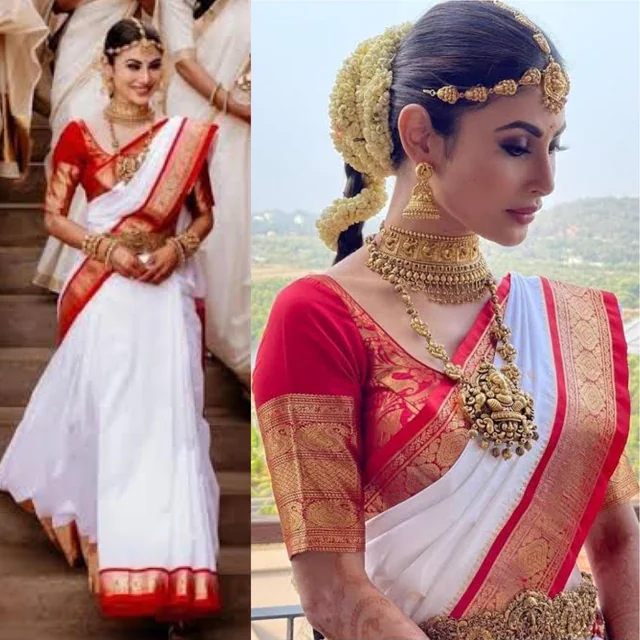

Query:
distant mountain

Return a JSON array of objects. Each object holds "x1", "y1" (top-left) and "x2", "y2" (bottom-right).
[{"x1": 252, "y1": 197, "x2": 639, "y2": 265}]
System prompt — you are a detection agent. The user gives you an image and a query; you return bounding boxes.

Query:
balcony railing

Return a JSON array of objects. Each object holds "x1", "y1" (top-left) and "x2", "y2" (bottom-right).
[{"x1": 251, "y1": 604, "x2": 305, "y2": 640}]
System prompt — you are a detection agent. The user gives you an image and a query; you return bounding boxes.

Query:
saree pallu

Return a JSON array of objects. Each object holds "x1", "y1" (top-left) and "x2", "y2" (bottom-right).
[
  {"x1": 0, "y1": 116, "x2": 222, "y2": 619},
  {"x1": 161, "y1": 0, "x2": 251, "y2": 385},
  {"x1": 364, "y1": 274, "x2": 629, "y2": 637},
  {"x1": 0, "y1": 0, "x2": 48, "y2": 178}
]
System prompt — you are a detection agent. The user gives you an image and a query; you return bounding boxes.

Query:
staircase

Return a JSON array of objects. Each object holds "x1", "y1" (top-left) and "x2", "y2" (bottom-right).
[{"x1": 0, "y1": 115, "x2": 250, "y2": 639}]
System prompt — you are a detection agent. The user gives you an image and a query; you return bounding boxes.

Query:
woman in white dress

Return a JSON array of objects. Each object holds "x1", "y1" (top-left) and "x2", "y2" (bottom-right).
[
  {"x1": 0, "y1": 0, "x2": 48, "y2": 178},
  {"x1": 0, "y1": 18, "x2": 221, "y2": 621},
  {"x1": 159, "y1": 0, "x2": 251, "y2": 388},
  {"x1": 33, "y1": 0, "x2": 153, "y2": 291}
]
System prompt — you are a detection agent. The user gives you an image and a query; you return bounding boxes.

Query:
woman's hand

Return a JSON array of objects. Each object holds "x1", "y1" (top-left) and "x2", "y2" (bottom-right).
[
  {"x1": 108, "y1": 245, "x2": 147, "y2": 280},
  {"x1": 136, "y1": 244, "x2": 180, "y2": 285}
]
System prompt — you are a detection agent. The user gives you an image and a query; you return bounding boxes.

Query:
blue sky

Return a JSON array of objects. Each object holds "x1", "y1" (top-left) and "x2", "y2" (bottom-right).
[{"x1": 251, "y1": 0, "x2": 640, "y2": 214}]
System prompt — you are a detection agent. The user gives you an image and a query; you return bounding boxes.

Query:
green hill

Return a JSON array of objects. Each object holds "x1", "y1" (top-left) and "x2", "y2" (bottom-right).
[{"x1": 252, "y1": 196, "x2": 639, "y2": 267}]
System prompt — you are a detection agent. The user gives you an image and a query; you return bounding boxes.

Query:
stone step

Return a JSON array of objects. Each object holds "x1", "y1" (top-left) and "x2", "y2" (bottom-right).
[
  {"x1": 0, "y1": 471, "x2": 249, "y2": 549},
  {"x1": 0, "y1": 407, "x2": 250, "y2": 473},
  {"x1": 0, "y1": 294, "x2": 57, "y2": 347},
  {"x1": 32, "y1": 123, "x2": 51, "y2": 164},
  {"x1": 0, "y1": 163, "x2": 46, "y2": 204},
  {"x1": 0, "y1": 544, "x2": 249, "y2": 638},
  {"x1": 0, "y1": 347, "x2": 250, "y2": 410},
  {"x1": 0, "y1": 204, "x2": 47, "y2": 247},
  {"x1": 0, "y1": 247, "x2": 49, "y2": 294}
]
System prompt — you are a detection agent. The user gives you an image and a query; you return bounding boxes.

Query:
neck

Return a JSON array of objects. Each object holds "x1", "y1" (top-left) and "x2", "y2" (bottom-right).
[{"x1": 105, "y1": 96, "x2": 155, "y2": 126}]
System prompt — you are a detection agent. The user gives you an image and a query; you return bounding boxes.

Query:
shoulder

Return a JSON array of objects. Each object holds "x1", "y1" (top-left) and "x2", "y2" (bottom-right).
[
  {"x1": 536, "y1": 275, "x2": 619, "y2": 308},
  {"x1": 270, "y1": 275, "x2": 354, "y2": 325},
  {"x1": 52, "y1": 120, "x2": 87, "y2": 165},
  {"x1": 509, "y1": 271, "x2": 617, "y2": 302}
]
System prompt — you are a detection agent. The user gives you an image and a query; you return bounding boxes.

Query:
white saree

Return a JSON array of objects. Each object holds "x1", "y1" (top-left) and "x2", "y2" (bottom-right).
[
  {"x1": 365, "y1": 274, "x2": 585, "y2": 622},
  {"x1": 0, "y1": 117, "x2": 220, "y2": 616},
  {"x1": 160, "y1": 0, "x2": 251, "y2": 386}
]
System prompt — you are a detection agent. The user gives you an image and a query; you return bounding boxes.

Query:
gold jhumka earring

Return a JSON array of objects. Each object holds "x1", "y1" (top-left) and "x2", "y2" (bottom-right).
[
  {"x1": 402, "y1": 162, "x2": 439, "y2": 220},
  {"x1": 101, "y1": 71, "x2": 115, "y2": 97}
]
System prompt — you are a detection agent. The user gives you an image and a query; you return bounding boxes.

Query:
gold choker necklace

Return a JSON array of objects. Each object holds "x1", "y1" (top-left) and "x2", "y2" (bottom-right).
[
  {"x1": 366, "y1": 225, "x2": 490, "y2": 305},
  {"x1": 104, "y1": 99, "x2": 155, "y2": 126},
  {"x1": 365, "y1": 230, "x2": 538, "y2": 460}
]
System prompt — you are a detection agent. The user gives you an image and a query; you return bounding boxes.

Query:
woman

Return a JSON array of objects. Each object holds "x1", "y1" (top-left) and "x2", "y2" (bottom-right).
[
  {"x1": 159, "y1": 0, "x2": 251, "y2": 388},
  {"x1": 0, "y1": 0, "x2": 48, "y2": 178},
  {"x1": 32, "y1": 0, "x2": 153, "y2": 291},
  {"x1": 253, "y1": 2, "x2": 639, "y2": 639},
  {"x1": 0, "y1": 18, "x2": 221, "y2": 621}
]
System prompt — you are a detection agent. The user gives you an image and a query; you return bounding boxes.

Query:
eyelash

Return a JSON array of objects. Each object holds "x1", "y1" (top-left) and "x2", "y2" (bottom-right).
[
  {"x1": 501, "y1": 142, "x2": 568, "y2": 157},
  {"x1": 126, "y1": 64, "x2": 162, "y2": 71}
]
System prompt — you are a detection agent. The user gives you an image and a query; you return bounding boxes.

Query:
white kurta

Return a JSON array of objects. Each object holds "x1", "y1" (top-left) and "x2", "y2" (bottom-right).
[{"x1": 161, "y1": 0, "x2": 251, "y2": 386}]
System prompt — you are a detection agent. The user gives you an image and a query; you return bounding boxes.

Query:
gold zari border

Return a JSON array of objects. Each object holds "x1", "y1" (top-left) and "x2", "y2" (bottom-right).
[{"x1": 258, "y1": 393, "x2": 364, "y2": 556}]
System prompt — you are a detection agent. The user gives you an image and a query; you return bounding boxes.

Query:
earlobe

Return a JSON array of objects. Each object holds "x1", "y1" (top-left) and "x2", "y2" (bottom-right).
[{"x1": 397, "y1": 104, "x2": 435, "y2": 166}]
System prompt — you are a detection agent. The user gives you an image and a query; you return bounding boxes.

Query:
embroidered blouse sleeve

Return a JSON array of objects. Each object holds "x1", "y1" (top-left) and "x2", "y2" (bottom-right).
[
  {"x1": 600, "y1": 452, "x2": 639, "y2": 511},
  {"x1": 160, "y1": 0, "x2": 196, "y2": 62},
  {"x1": 45, "y1": 121, "x2": 84, "y2": 217},
  {"x1": 253, "y1": 277, "x2": 368, "y2": 558}
]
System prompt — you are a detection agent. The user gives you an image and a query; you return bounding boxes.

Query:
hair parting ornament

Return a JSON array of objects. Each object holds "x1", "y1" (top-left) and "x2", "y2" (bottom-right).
[{"x1": 317, "y1": 0, "x2": 571, "y2": 251}]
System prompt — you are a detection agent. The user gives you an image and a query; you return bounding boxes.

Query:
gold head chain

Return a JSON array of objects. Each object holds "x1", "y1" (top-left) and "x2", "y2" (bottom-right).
[
  {"x1": 105, "y1": 18, "x2": 164, "y2": 57},
  {"x1": 422, "y1": 0, "x2": 570, "y2": 114}
]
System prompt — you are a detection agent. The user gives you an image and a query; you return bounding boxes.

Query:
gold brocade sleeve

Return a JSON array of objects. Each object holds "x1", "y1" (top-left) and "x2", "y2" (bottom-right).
[
  {"x1": 601, "y1": 453, "x2": 639, "y2": 511},
  {"x1": 44, "y1": 161, "x2": 81, "y2": 217},
  {"x1": 258, "y1": 393, "x2": 365, "y2": 557}
]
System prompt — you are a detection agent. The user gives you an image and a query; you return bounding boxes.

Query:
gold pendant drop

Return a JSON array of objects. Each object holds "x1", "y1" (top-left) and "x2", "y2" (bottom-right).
[{"x1": 461, "y1": 361, "x2": 538, "y2": 460}]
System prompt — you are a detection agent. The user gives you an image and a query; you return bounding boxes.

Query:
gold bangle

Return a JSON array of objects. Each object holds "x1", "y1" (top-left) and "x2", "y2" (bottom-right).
[
  {"x1": 208, "y1": 82, "x2": 220, "y2": 107},
  {"x1": 104, "y1": 239, "x2": 119, "y2": 270},
  {"x1": 176, "y1": 230, "x2": 201, "y2": 259},
  {"x1": 167, "y1": 237, "x2": 186, "y2": 265},
  {"x1": 82, "y1": 232, "x2": 105, "y2": 260},
  {"x1": 222, "y1": 88, "x2": 229, "y2": 115}
]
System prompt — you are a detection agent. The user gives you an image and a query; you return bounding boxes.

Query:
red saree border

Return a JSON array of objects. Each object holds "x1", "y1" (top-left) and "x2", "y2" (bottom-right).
[
  {"x1": 57, "y1": 119, "x2": 217, "y2": 342},
  {"x1": 99, "y1": 566, "x2": 221, "y2": 619},
  {"x1": 550, "y1": 288, "x2": 630, "y2": 596},
  {"x1": 451, "y1": 277, "x2": 567, "y2": 618},
  {"x1": 367, "y1": 274, "x2": 511, "y2": 479},
  {"x1": 451, "y1": 277, "x2": 630, "y2": 617}
]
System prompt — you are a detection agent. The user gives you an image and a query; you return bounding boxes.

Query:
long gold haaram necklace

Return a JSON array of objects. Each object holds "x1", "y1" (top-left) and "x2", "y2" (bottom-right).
[{"x1": 366, "y1": 225, "x2": 538, "y2": 460}]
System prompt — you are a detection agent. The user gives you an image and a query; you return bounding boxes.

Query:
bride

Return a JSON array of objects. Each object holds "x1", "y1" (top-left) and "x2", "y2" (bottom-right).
[{"x1": 0, "y1": 18, "x2": 221, "y2": 620}]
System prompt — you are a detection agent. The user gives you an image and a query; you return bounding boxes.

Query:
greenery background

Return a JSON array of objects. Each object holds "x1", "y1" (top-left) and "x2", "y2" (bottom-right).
[{"x1": 251, "y1": 197, "x2": 640, "y2": 515}]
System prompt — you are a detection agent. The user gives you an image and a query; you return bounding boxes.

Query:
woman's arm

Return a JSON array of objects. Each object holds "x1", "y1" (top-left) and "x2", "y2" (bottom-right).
[
  {"x1": 53, "y1": 0, "x2": 83, "y2": 12},
  {"x1": 294, "y1": 552, "x2": 429, "y2": 640},
  {"x1": 137, "y1": 0, "x2": 156, "y2": 16},
  {"x1": 585, "y1": 501, "x2": 639, "y2": 640},
  {"x1": 175, "y1": 58, "x2": 250, "y2": 124}
]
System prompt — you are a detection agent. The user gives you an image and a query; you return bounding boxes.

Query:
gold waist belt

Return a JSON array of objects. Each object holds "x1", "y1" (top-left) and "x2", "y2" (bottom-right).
[
  {"x1": 106, "y1": 229, "x2": 170, "y2": 255},
  {"x1": 421, "y1": 574, "x2": 598, "y2": 640}
]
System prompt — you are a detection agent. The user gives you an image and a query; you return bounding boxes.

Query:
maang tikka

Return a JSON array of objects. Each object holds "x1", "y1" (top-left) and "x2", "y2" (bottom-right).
[{"x1": 402, "y1": 162, "x2": 439, "y2": 220}]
